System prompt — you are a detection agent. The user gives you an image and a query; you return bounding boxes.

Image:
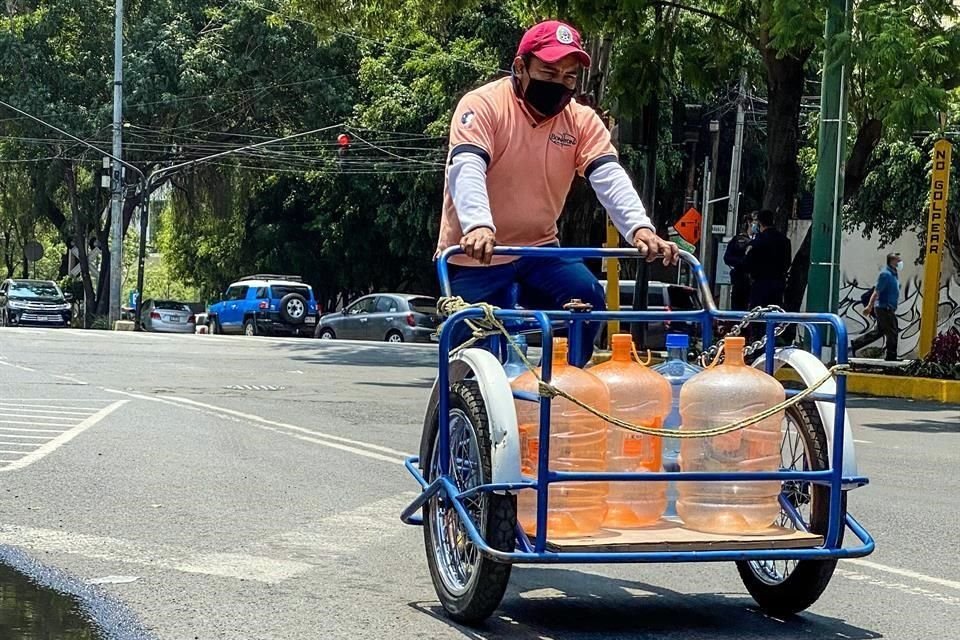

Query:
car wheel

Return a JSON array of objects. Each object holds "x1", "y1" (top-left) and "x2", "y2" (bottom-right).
[
  {"x1": 279, "y1": 293, "x2": 308, "y2": 325},
  {"x1": 385, "y1": 330, "x2": 404, "y2": 343},
  {"x1": 243, "y1": 319, "x2": 257, "y2": 336},
  {"x1": 209, "y1": 317, "x2": 220, "y2": 334},
  {"x1": 317, "y1": 328, "x2": 335, "y2": 340}
]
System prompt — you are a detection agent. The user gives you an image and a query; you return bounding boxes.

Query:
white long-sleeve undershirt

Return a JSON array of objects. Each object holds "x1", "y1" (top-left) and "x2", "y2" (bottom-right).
[{"x1": 449, "y1": 152, "x2": 655, "y2": 242}]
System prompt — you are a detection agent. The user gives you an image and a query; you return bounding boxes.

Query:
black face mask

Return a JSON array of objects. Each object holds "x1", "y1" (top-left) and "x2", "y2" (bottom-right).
[{"x1": 521, "y1": 76, "x2": 575, "y2": 118}]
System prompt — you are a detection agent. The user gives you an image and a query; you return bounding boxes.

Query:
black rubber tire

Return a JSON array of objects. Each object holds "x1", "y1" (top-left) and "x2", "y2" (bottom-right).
[
  {"x1": 243, "y1": 318, "x2": 257, "y2": 336},
  {"x1": 208, "y1": 316, "x2": 220, "y2": 334},
  {"x1": 422, "y1": 381, "x2": 516, "y2": 625},
  {"x1": 736, "y1": 397, "x2": 847, "y2": 616},
  {"x1": 385, "y1": 330, "x2": 404, "y2": 343},
  {"x1": 279, "y1": 293, "x2": 307, "y2": 325},
  {"x1": 316, "y1": 327, "x2": 335, "y2": 339}
]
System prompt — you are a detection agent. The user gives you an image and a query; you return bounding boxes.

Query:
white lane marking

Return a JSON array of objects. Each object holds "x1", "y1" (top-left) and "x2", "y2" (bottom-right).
[
  {"x1": 0, "y1": 442, "x2": 37, "y2": 447},
  {"x1": 0, "y1": 361, "x2": 36, "y2": 372},
  {"x1": 0, "y1": 413, "x2": 84, "y2": 422},
  {"x1": 0, "y1": 399, "x2": 112, "y2": 404},
  {"x1": 836, "y1": 569, "x2": 960, "y2": 607},
  {"x1": 0, "y1": 400, "x2": 126, "y2": 472},
  {"x1": 102, "y1": 388, "x2": 411, "y2": 465},
  {"x1": 0, "y1": 432, "x2": 54, "y2": 439},
  {"x1": 161, "y1": 395, "x2": 412, "y2": 458},
  {"x1": 845, "y1": 558, "x2": 960, "y2": 591},
  {"x1": 0, "y1": 405, "x2": 99, "y2": 415},
  {"x1": 0, "y1": 422, "x2": 70, "y2": 430},
  {"x1": 261, "y1": 492, "x2": 417, "y2": 558},
  {"x1": 0, "y1": 525, "x2": 311, "y2": 584},
  {"x1": 49, "y1": 374, "x2": 89, "y2": 385},
  {"x1": 853, "y1": 439, "x2": 872, "y2": 444}
]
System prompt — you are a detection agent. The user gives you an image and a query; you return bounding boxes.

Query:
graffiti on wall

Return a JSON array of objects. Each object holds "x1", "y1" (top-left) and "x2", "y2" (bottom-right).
[{"x1": 839, "y1": 274, "x2": 960, "y2": 358}]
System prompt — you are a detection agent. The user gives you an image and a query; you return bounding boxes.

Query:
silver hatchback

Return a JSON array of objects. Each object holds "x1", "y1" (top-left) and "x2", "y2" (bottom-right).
[{"x1": 315, "y1": 294, "x2": 439, "y2": 343}]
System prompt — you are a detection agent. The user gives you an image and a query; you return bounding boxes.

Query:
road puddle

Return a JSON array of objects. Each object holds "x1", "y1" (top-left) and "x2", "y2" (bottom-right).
[{"x1": 0, "y1": 564, "x2": 101, "y2": 639}]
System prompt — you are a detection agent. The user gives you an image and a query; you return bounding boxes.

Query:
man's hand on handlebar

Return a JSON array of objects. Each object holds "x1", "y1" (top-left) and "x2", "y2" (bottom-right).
[
  {"x1": 460, "y1": 227, "x2": 496, "y2": 265},
  {"x1": 633, "y1": 228, "x2": 679, "y2": 266}
]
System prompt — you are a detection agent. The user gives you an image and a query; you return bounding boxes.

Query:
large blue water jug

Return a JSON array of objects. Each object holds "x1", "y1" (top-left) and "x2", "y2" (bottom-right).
[{"x1": 653, "y1": 333, "x2": 702, "y2": 515}]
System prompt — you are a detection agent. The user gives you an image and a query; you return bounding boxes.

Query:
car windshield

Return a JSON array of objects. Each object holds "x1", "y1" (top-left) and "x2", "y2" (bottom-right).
[
  {"x1": 667, "y1": 286, "x2": 700, "y2": 310},
  {"x1": 272, "y1": 285, "x2": 311, "y2": 299},
  {"x1": 155, "y1": 301, "x2": 190, "y2": 312},
  {"x1": 8, "y1": 282, "x2": 61, "y2": 300},
  {"x1": 408, "y1": 297, "x2": 437, "y2": 314}
]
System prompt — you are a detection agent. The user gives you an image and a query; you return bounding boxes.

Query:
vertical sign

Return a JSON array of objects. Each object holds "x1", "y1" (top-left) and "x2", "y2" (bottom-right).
[{"x1": 919, "y1": 139, "x2": 952, "y2": 358}]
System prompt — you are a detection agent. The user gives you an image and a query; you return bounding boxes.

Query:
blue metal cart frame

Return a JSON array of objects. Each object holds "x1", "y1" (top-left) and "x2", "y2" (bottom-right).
[{"x1": 402, "y1": 246, "x2": 874, "y2": 568}]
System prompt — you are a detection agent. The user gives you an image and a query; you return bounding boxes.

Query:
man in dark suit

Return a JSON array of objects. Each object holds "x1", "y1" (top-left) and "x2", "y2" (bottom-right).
[{"x1": 744, "y1": 208, "x2": 792, "y2": 309}]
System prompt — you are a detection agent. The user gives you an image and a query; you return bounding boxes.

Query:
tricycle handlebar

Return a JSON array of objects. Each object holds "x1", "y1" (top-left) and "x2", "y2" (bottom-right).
[{"x1": 436, "y1": 246, "x2": 719, "y2": 312}]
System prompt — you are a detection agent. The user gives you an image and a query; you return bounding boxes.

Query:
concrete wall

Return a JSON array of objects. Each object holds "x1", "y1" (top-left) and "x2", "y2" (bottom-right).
[{"x1": 787, "y1": 221, "x2": 960, "y2": 359}]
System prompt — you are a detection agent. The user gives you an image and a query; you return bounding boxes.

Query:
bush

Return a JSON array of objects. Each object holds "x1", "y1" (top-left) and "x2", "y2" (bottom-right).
[{"x1": 905, "y1": 328, "x2": 960, "y2": 380}]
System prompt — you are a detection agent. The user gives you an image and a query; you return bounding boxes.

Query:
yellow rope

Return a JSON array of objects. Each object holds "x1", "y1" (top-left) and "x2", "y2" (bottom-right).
[{"x1": 437, "y1": 296, "x2": 849, "y2": 439}]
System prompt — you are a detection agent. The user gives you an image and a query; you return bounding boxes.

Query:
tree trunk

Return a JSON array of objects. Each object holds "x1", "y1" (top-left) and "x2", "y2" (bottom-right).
[
  {"x1": 65, "y1": 165, "x2": 97, "y2": 326},
  {"x1": 843, "y1": 117, "x2": 883, "y2": 201},
  {"x1": 761, "y1": 50, "x2": 809, "y2": 230}
]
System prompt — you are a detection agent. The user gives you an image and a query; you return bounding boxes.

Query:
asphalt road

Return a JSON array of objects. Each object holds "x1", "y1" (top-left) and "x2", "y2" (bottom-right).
[{"x1": 0, "y1": 327, "x2": 957, "y2": 640}]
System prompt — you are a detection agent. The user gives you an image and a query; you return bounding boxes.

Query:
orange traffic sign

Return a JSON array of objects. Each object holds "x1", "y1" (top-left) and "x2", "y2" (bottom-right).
[{"x1": 674, "y1": 207, "x2": 702, "y2": 245}]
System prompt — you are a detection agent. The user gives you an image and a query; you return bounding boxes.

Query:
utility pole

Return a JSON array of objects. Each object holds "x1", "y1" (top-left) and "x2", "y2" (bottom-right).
[
  {"x1": 700, "y1": 119, "x2": 721, "y2": 285},
  {"x1": 109, "y1": 0, "x2": 125, "y2": 326},
  {"x1": 719, "y1": 72, "x2": 747, "y2": 308},
  {"x1": 807, "y1": 0, "x2": 851, "y2": 318}
]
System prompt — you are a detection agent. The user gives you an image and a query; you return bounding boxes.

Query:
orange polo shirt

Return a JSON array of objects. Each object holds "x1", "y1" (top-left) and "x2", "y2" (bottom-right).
[{"x1": 437, "y1": 77, "x2": 617, "y2": 265}]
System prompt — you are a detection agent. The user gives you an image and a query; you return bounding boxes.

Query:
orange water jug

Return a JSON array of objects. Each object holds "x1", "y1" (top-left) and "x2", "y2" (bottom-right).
[
  {"x1": 512, "y1": 338, "x2": 609, "y2": 538},
  {"x1": 590, "y1": 334, "x2": 671, "y2": 528},
  {"x1": 677, "y1": 336, "x2": 784, "y2": 534}
]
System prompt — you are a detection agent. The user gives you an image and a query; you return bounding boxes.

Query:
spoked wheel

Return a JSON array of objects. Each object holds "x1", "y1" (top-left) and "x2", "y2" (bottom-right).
[
  {"x1": 422, "y1": 381, "x2": 516, "y2": 624},
  {"x1": 737, "y1": 396, "x2": 846, "y2": 615}
]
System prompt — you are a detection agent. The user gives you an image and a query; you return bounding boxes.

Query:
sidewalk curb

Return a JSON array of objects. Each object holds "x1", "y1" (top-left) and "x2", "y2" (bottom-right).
[{"x1": 778, "y1": 369, "x2": 960, "y2": 404}]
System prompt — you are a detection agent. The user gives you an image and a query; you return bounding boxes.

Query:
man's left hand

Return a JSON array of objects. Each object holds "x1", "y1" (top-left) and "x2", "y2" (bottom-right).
[{"x1": 634, "y1": 228, "x2": 679, "y2": 265}]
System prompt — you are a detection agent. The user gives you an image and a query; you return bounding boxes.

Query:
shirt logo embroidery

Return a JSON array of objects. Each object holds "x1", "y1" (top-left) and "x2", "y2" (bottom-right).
[
  {"x1": 556, "y1": 25, "x2": 574, "y2": 44},
  {"x1": 549, "y1": 132, "x2": 576, "y2": 148},
  {"x1": 460, "y1": 110, "x2": 476, "y2": 127}
]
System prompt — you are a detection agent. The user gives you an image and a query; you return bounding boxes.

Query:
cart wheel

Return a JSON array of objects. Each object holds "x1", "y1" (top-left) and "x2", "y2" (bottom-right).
[
  {"x1": 736, "y1": 396, "x2": 847, "y2": 615},
  {"x1": 422, "y1": 380, "x2": 516, "y2": 625}
]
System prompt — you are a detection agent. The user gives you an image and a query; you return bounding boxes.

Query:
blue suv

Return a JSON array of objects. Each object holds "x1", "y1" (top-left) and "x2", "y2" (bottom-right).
[{"x1": 207, "y1": 274, "x2": 319, "y2": 337}]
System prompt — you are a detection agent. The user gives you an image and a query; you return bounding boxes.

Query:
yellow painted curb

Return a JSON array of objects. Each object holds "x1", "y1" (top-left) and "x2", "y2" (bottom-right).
[{"x1": 776, "y1": 369, "x2": 960, "y2": 404}]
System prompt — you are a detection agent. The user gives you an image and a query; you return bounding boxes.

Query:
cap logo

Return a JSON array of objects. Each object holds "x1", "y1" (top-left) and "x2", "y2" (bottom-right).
[{"x1": 556, "y1": 25, "x2": 574, "y2": 44}]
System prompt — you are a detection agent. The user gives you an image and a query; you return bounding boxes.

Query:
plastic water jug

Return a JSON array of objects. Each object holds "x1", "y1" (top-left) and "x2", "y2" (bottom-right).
[
  {"x1": 653, "y1": 333, "x2": 702, "y2": 516},
  {"x1": 677, "y1": 336, "x2": 785, "y2": 534},
  {"x1": 512, "y1": 338, "x2": 609, "y2": 538},
  {"x1": 590, "y1": 334, "x2": 671, "y2": 528},
  {"x1": 501, "y1": 335, "x2": 530, "y2": 381}
]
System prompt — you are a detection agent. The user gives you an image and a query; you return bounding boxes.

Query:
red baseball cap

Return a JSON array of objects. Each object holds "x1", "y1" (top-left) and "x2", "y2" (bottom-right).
[{"x1": 517, "y1": 20, "x2": 591, "y2": 67}]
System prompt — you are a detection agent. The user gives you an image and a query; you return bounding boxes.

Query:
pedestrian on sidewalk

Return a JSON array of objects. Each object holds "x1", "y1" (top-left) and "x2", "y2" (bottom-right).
[
  {"x1": 852, "y1": 252, "x2": 903, "y2": 361},
  {"x1": 743, "y1": 209, "x2": 791, "y2": 309},
  {"x1": 723, "y1": 214, "x2": 755, "y2": 311}
]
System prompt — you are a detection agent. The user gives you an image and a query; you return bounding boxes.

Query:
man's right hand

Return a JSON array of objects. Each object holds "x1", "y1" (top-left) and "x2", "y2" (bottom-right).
[{"x1": 460, "y1": 227, "x2": 496, "y2": 265}]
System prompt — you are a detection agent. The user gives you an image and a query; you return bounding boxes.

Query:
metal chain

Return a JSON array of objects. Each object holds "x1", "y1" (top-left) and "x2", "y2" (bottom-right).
[{"x1": 698, "y1": 305, "x2": 789, "y2": 368}]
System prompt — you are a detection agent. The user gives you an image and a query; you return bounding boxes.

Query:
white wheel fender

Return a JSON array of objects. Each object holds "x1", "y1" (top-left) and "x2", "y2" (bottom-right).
[
  {"x1": 421, "y1": 348, "x2": 522, "y2": 488},
  {"x1": 752, "y1": 347, "x2": 860, "y2": 487}
]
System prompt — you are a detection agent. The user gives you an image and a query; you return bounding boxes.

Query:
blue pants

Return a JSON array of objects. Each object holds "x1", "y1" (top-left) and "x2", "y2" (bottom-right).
[{"x1": 447, "y1": 256, "x2": 606, "y2": 367}]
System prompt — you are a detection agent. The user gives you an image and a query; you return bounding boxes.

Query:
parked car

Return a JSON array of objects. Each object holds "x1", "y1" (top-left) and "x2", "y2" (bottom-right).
[
  {"x1": 316, "y1": 294, "x2": 439, "y2": 343},
  {"x1": 207, "y1": 274, "x2": 319, "y2": 337},
  {"x1": 141, "y1": 299, "x2": 196, "y2": 333},
  {"x1": 0, "y1": 279, "x2": 73, "y2": 328},
  {"x1": 597, "y1": 280, "x2": 702, "y2": 349}
]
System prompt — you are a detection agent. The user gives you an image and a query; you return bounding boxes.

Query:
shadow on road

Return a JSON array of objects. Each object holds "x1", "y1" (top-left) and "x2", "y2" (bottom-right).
[
  {"x1": 847, "y1": 396, "x2": 954, "y2": 413},
  {"x1": 410, "y1": 567, "x2": 882, "y2": 640},
  {"x1": 269, "y1": 341, "x2": 438, "y2": 369},
  {"x1": 859, "y1": 418, "x2": 960, "y2": 434}
]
